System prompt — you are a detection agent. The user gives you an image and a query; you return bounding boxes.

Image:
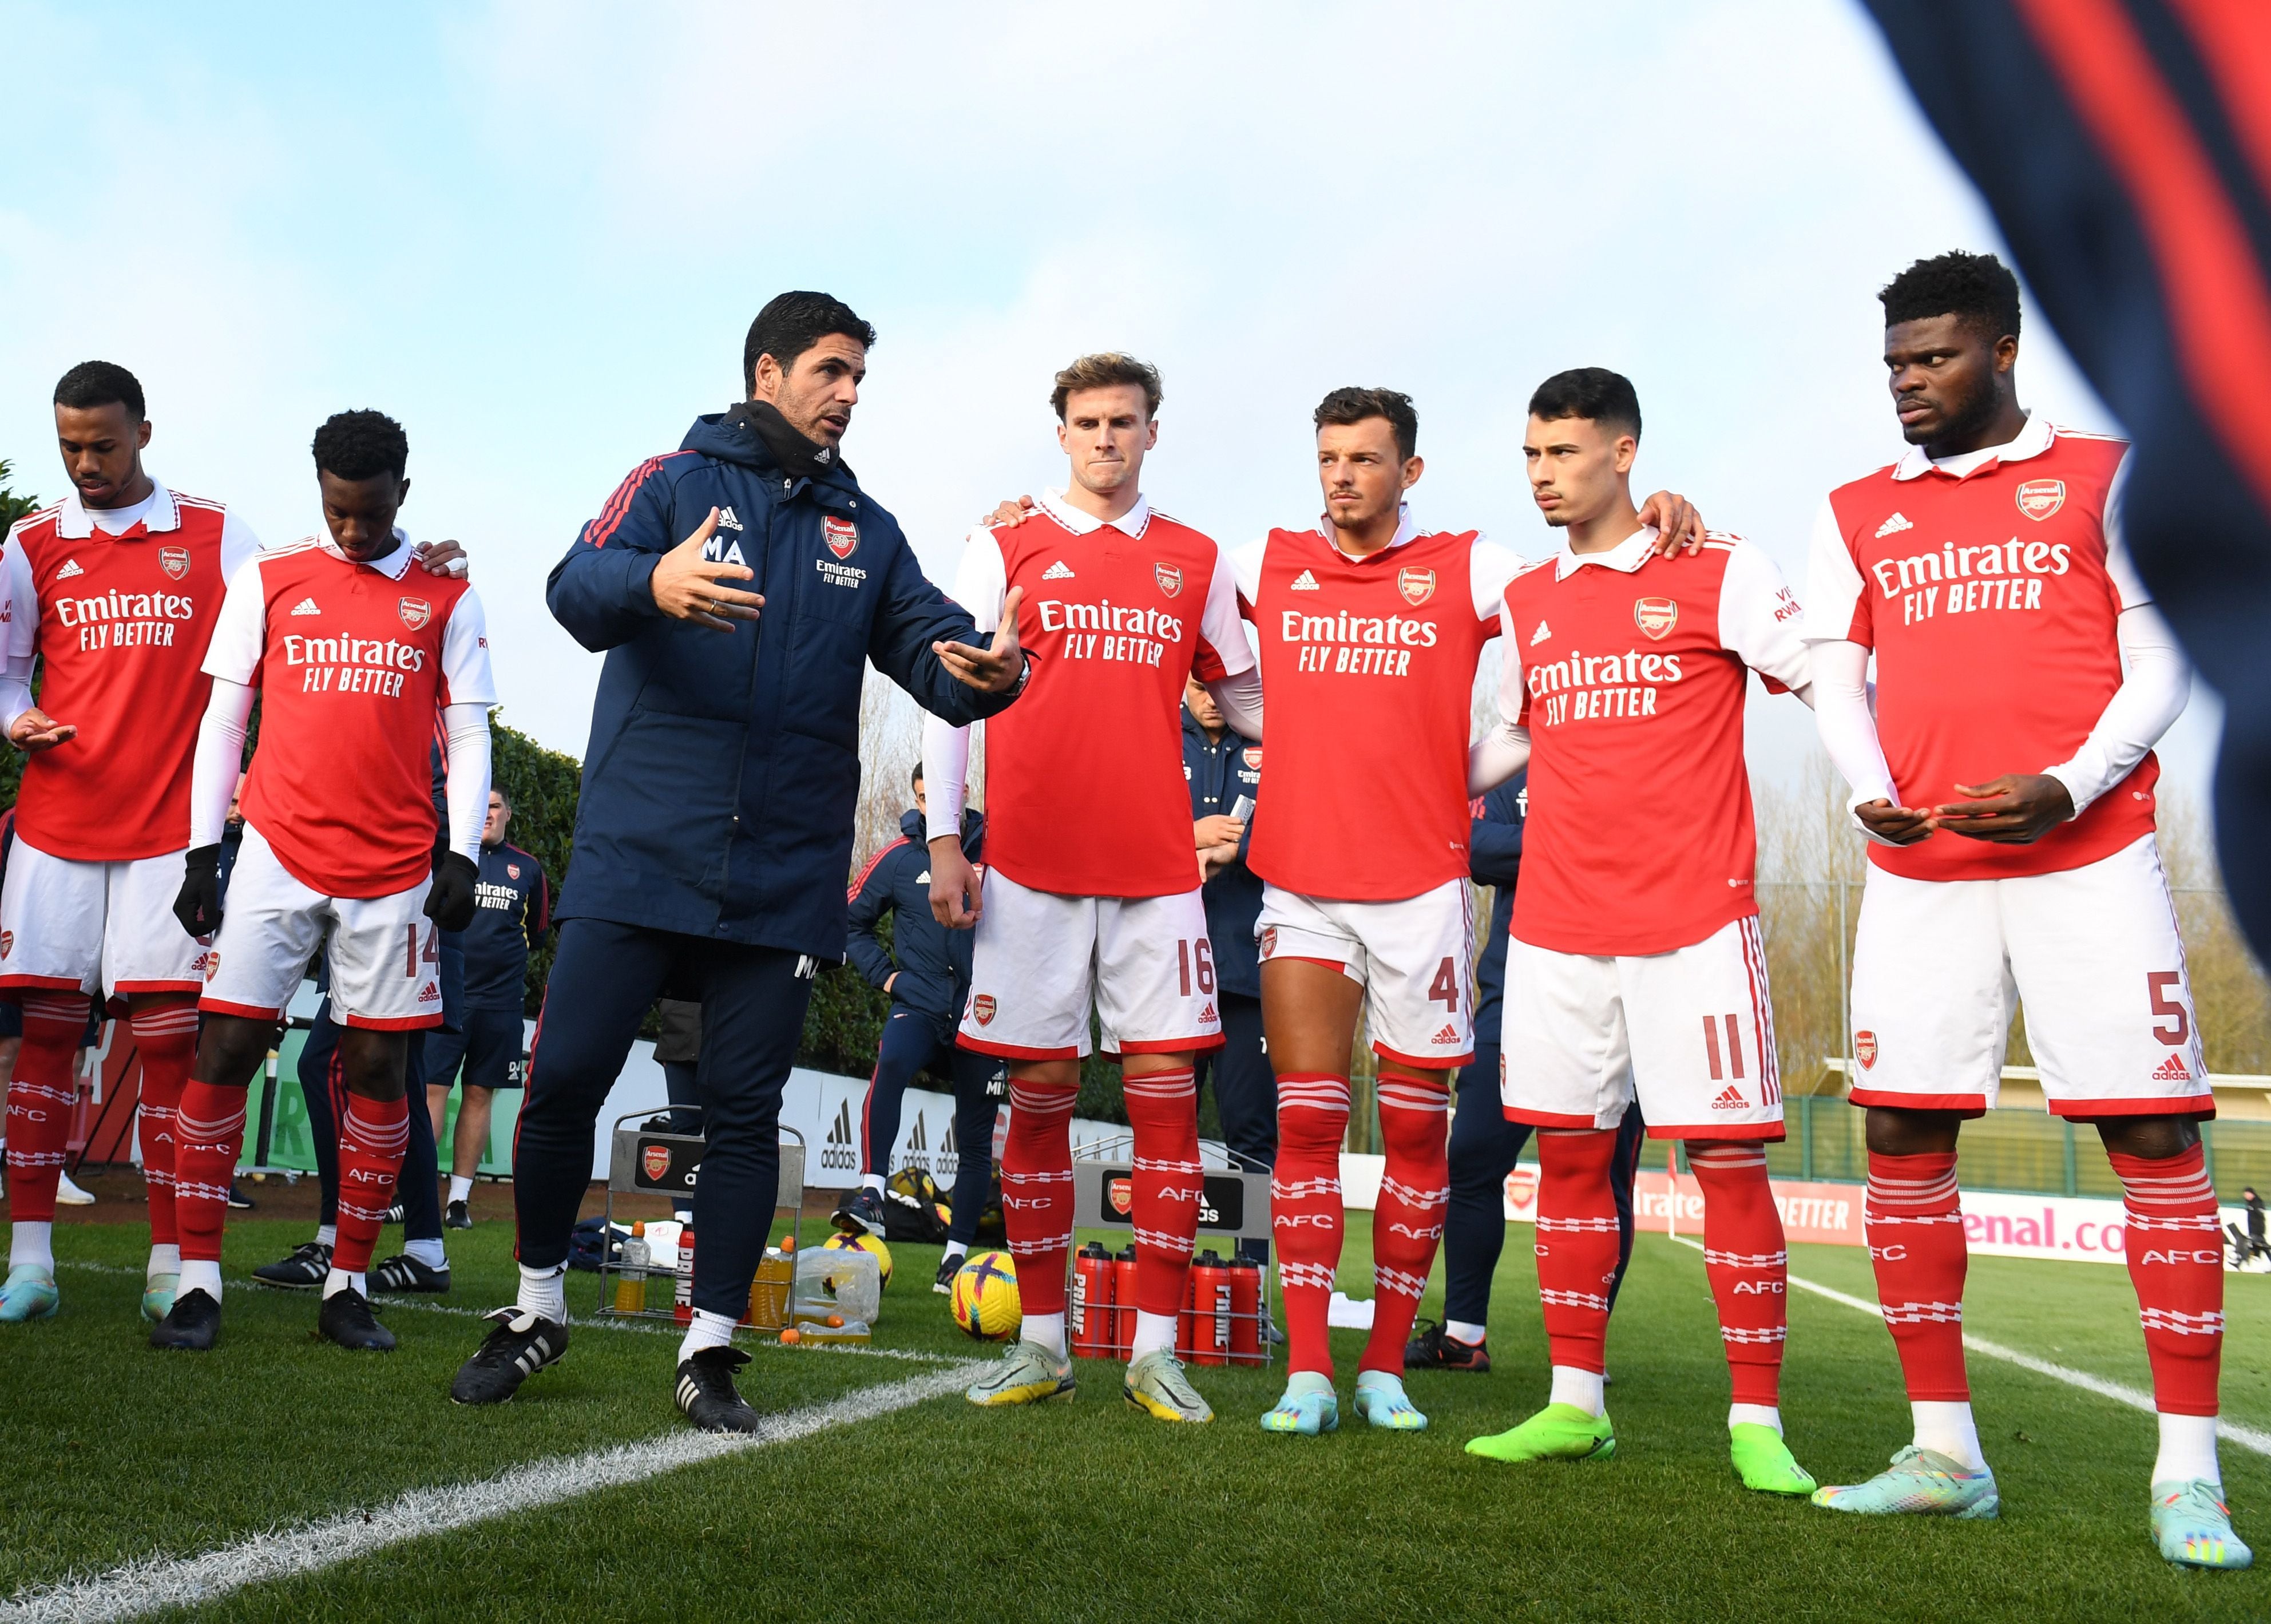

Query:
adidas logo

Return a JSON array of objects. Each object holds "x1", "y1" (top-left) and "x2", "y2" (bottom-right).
[
  {"x1": 1041, "y1": 560, "x2": 1075, "y2": 580},
  {"x1": 717, "y1": 506, "x2": 743, "y2": 531},
  {"x1": 56, "y1": 559, "x2": 82, "y2": 579},
  {"x1": 1710, "y1": 1084, "x2": 1746, "y2": 1110},
  {"x1": 418, "y1": 984, "x2": 442, "y2": 1002},
  {"x1": 290, "y1": 597, "x2": 320, "y2": 616},
  {"x1": 1432, "y1": 1023, "x2": 1458, "y2": 1045},
  {"x1": 909, "y1": 1113, "x2": 928, "y2": 1151},
  {"x1": 2153, "y1": 1054, "x2": 2193, "y2": 1082},
  {"x1": 1530, "y1": 620, "x2": 1551, "y2": 646},
  {"x1": 828, "y1": 1102, "x2": 852, "y2": 1145},
  {"x1": 1874, "y1": 512, "x2": 1913, "y2": 538},
  {"x1": 1290, "y1": 569, "x2": 1321, "y2": 591}
]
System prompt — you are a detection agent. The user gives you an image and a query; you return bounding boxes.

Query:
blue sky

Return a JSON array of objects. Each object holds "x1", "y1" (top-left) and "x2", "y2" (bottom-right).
[{"x1": 0, "y1": 0, "x2": 2222, "y2": 809}]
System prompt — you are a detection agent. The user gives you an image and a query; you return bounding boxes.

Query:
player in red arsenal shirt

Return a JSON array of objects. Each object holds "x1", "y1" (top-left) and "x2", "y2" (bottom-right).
[
  {"x1": 150, "y1": 411, "x2": 494, "y2": 1354},
  {"x1": 1233, "y1": 387, "x2": 1703, "y2": 1437},
  {"x1": 0, "y1": 367, "x2": 463, "y2": 1328},
  {"x1": 1804, "y1": 255, "x2": 2243, "y2": 1567},
  {"x1": 926, "y1": 354, "x2": 1259, "y2": 1422},
  {"x1": 1463, "y1": 370, "x2": 1818, "y2": 1496}
]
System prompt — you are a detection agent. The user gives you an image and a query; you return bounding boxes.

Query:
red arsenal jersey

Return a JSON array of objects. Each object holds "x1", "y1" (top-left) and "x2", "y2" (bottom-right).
[
  {"x1": 2, "y1": 484, "x2": 259, "y2": 861},
  {"x1": 1809, "y1": 417, "x2": 2150, "y2": 881},
  {"x1": 1232, "y1": 513, "x2": 1513, "y2": 901},
  {"x1": 203, "y1": 534, "x2": 496, "y2": 898},
  {"x1": 1497, "y1": 530, "x2": 1809, "y2": 956},
  {"x1": 948, "y1": 490, "x2": 1253, "y2": 898}
]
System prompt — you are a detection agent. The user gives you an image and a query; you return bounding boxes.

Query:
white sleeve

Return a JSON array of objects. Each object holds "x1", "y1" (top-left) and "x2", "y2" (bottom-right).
[
  {"x1": 442, "y1": 701, "x2": 493, "y2": 862},
  {"x1": 1469, "y1": 537, "x2": 1523, "y2": 628},
  {"x1": 191, "y1": 678, "x2": 256, "y2": 847},
  {"x1": 1195, "y1": 546, "x2": 1255, "y2": 679},
  {"x1": 921, "y1": 711, "x2": 972, "y2": 842},
  {"x1": 439, "y1": 586, "x2": 499, "y2": 706},
  {"x1": 1227, "y1": 538, "x2": 1266, "y2": 607},
  {"x1": 1468, "y1": 598, "x2": 1533, "y2": 793},
  {"x1": 201, "y1": 556, "x2": 269, "y2": 684},
  {"x1": 1801, "y1": 497, "x2": 1870, "y2": 646},
  {"x1": 1810, "y1": 640, "x2": 1903, "y2": 841},
  {"x1": 1717, "y1": 540, "x2": 1813, "y2": 696},
  {"x1": 6, "y1": 527, "x2": 38, "y2": 664},
  {"x1": 2102, "y1": 460, "x2": 2154, "y2": 610},
  {"x1": 2042, "y1": 602, "x2": 2190, "y2": 816},
  {"x1": 1205, "y1": 667, "x2": 1262, "y2": 741},
  {"x1": 922, "y1": 533, "x2": 1005, "y2": 841},
  {"x1": 219, "y1": 508, "x2": 263, "y2": 577}
]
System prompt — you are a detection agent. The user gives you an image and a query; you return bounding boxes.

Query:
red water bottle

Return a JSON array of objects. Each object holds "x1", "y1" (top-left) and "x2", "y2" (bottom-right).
[
  {"x1": 1111, "y1": 1246, "x2": 1139, "y2": 1358},
  {"x1": 1225, "y1": 1255, "x2": 1263, "y2": 1364},
  {"x1": 673, "y1": 1227, "x2": 695, "y2": 1324},
  {"x1": 1176, "y1": 1263, "x2": 1200, "y2": 1361},
  {"x1": 1187, "y1": 1251, "x2": 1230, "y2": 1365},
  {"x1": 1072, "y1": 1243, "x2": 1115, "y2": 1359}
]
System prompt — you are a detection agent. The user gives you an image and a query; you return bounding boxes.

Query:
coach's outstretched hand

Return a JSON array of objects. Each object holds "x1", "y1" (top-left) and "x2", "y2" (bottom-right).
[
  {"x1": 651, "y1": 508, "x2": 765, "y2": 633},
  {"x1": 426, "y1": 851, "x2": 480, "y2": 932},
  {"x1": 932, "y1": 586, "x2": 1028, "y2": 694},
  {"x1": 173, "y1": 845, "x2": 224, "y2": 940}
]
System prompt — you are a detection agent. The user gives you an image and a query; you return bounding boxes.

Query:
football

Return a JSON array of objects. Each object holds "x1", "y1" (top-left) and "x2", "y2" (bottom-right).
[
  {"x1": 950, "y1": 1250, "x2": 1021, "y2": 1341},
  {"x1": 821, "y1": 1229, "x2": 893, "y2": 1287}
]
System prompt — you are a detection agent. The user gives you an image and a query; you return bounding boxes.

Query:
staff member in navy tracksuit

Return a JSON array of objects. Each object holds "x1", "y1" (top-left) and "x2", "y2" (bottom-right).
[
  {"x1": 835, "y1": 763, "x2": 1004, "y2": 1294},
  {"x1": 1406, "y1": 775, "x2": 1645, "y2": 1373},
  {"x1": 426, "y1": 786, "x2": 550, "y2": 1231},
  {"x1": 1183, "y1": 678, "x2": 1272, "y2": 1265},
  {"x1": 451, "y1": 291, "x2": 1027, "y2": 1432}
]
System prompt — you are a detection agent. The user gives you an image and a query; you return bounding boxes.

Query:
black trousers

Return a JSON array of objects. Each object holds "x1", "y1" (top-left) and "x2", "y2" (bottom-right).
[
  {"x1": 1442, "y1": 1039, "x2": 1644, "y2": 1329},
  {"x1": 859, "y1": 1003, "x2": 1002, "y2": 1246},
  {"x1": 297, "y1": 999, "x2": 443, "y2": 1245},
  {"x1": 1191, "y1": 990, "x2": 1273, "y2": 1264},
  {"x1": 516, "y1": 917, "x2": 813, "y2": 1317}
]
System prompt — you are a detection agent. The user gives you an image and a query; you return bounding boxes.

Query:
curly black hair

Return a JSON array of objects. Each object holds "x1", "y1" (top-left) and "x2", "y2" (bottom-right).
[
  {"x1": 311, "y1": 410, "x2": 409, "y2": 481},
  {"x1": 54, "y1": 360, "x2": 146, "y2": 421},
  {"x1": 1880, "y1": 251, "x2": 2022, "y2": 340}
]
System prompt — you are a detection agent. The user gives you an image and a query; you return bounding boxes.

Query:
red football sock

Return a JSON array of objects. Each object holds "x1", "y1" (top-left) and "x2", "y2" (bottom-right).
[
  {"x1": 1271, "y1": 1073, "x2": 1349, "y2": 1379},
  {"x1": 130, "y1": 999, "x2": 199, "y2": 1249},
  {"x1": 1363, "y1": 1071, "x2": 1449, "y2": 1375},
  {"x1": 1688, "y1": 1142, "x2": 1788, "y2": 1406},
  {"x1": 174, "y1": 1079, "x2": 249, "y2": 1265},
  {"x1": 1865, "y1": 1149, "x2": 1969, "y2": 1400},
  {"x1": 1123, "y1": 1066, "x2": 1201, "y2": 1318},
  {"x1": 2, "y1": 993, "x2": 90, "y2": 1225},
  {"x1": 1535, "y1": 1128, "x2": 1622, "y2": 1375},
  {"x1": 334, "y1": 1092, "x2": 410, "y2": 1276},
  {"x1": 2110, "y1": 1143, "x2": 2223, "y2": 1417},
  {"x1": 999, "y1": 1078, "x2": 1078, "y2": 1318}
]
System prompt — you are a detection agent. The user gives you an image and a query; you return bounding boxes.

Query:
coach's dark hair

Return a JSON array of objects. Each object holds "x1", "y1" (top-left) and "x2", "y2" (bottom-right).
[
  {"x1": 1880, "y1": 251, "x2": 2022, "y2": 342},
  {"x1": 312, "y1": 410, "x2": 410, "y2": 482},
  {"x1": 1314, "y1": 387, "x2": 1418, "y2": 462},
  {"x1": 1528, "y1": 367, "x2": 1642, "y2": 439},
  {"x1": 1052, "y1": 352, "x2": 1162, "y2": 420},
  {"x1": 744, "y1": 291, "x2": 876, "y2": 391},
  {"x1": 54, "y1": 361, "x2": 146, "y2": 422}
]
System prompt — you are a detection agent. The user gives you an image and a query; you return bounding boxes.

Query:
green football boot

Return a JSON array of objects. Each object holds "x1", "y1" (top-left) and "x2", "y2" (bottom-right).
[
  {"x1": 141, "y1": 1272, "x2": 180, "y2": 1324},
  {"x1": 965, "y1": 1341, "x2": 1075, "y2": 1407},
  {"x1": 1352, "y1": 1370, "x2": 1428, "y2": 1432},
  {"x1": 1465, "y1": 1402, "x2": 1615, "y2": 1463},
  {"x1": 0, "y1": 1264, "x2": 59, "y2": 1322},
  {"x1": 1123, "y1": 1350, "x2": 1212, "y2": 1423},
  {"x1": 2152, "y1": 1480, "x2": 2253, "y2": 1570},
  {"x1": 1261, "y1": 1371, "x2": 1338, "y2": 1436},
  {"x1": 1811, "y1": 1446, "x2": 1998, "y2": 1518},
  {"x1": 1730, "y1": 1423, "x2": 1816, "y2": 1496}
]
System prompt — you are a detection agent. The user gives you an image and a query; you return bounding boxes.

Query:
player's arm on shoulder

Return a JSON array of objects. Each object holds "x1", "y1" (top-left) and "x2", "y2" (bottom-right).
[
  {"x1": 1469, "y1": 600, "x2": 1532, "y2": 794},
  {"x1": 877, "y1": 524, "x2": 1023, "y2": 723}
]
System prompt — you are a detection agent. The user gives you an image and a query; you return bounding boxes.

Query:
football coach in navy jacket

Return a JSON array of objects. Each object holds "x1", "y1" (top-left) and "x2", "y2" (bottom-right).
[{"x1": 451, "y1": 292, "x2": 1028, "y2": 1429}]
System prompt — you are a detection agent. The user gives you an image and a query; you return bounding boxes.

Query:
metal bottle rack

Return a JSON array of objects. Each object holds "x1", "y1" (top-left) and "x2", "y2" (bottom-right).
[{"x1": 592, "y1": 1109, "x2": 808, "y2": 1325}]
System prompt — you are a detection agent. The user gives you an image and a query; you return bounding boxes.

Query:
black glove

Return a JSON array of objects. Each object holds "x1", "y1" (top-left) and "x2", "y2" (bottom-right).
[
  {"x1": 173, "y1": 844, "x2": 224, "y2": 940},
  {"x1": 425, "y1": 850, "x2": 479, "y2": 932}
]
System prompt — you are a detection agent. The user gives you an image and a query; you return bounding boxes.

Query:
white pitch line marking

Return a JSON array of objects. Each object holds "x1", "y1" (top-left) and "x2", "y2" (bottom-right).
[
  {"x1": 1, "y1": 1361, "x2": 985, "y2": 1624},
  {"x1": 1666, "y1": 1234, "x2": 2271, "y2": 1457}
]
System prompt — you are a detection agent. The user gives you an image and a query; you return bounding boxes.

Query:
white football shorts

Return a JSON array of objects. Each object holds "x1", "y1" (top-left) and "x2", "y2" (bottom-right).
[
  {"x1": 0, "y1": 834, "x2": 209, "y2": 996},
  {"x1": 199, "y1": 822, "x2": 443, "y2": 1030},
  {"x1": 1501, "y1": 914, "x2": 1783, "y2": 1141},
  {"x1": 1257, "y1": 877, "x2": 1476, "y2": 1070},
  {"x1": 958, "y1": 868, "x2": 1223, "y2": 1060},
  {"x1": 1846, "y1": 832, "x2": 2209, "y2": 1119}
]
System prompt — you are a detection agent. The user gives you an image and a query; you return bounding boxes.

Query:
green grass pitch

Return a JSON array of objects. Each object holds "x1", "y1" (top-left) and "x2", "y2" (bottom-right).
[{"x1": 2, "y1": 1208, "x2": 2267, "y2": 1621}]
